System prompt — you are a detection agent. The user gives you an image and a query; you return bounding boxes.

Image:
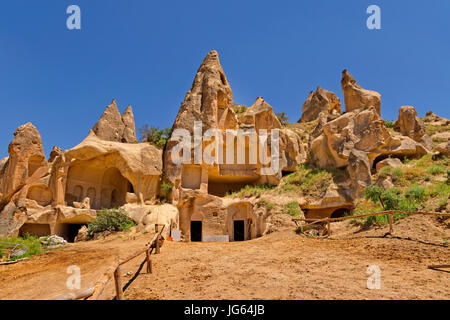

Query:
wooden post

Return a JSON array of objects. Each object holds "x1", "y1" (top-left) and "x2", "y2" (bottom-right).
[
  {"x1": 156, "y1": 233, "x2": 160, "y2": 254},
  {"x1": 389, "y1": 214, "x2": 393, "y2": 234},
  {"x1": 114, "y1": 265, "x2": 124, "y2": 300},
  {"x1": 327, "y1": 221, "x2": 331, "y2": 236},
  {"x1": 146, "y1": 248, "x2": 152, "y2": 274}
]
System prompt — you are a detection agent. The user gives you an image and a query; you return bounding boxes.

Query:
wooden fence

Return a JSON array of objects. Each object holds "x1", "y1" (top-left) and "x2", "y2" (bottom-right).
[
  {"x1": 293, "y1": 210, "x2": 450, "y2": 236},
  {"x1": 294, "y1": 210, "x2": 449, "y2": 272},
  {"x1": 52, "y1": 225, "x2": 166, "y2": 300}
]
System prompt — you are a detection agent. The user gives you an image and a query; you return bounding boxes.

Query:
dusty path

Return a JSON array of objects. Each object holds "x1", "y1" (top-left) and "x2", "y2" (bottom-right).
[{"x1": 0, "y1": 215, "x2": 448, "y2": 300}]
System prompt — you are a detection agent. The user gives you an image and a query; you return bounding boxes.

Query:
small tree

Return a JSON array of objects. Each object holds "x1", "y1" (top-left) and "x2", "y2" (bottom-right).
[
  {"x1": 87, "y1": 208, "x2": 135, "y2": 236},
  {"x1": 276, "y1": 112, "x2": 289, "y2": 125},
  {"x1": 139, "y1": 125, "x2": 171, "y2": 149}
]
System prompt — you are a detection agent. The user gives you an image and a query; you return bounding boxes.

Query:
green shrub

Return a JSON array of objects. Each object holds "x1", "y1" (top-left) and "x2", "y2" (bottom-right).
[
  {"x1": 160, "y1": 182, "x2": 172, "y2": 201},
  {"x1": 234, "y1": 104, "x2": 248, "y2": 114},
  {"x1": 364, "y1": 185, "x2": 384, "y2": 204},
  {"x1": 283, "y1": 201, "x2": 301, "y2": 218},
  {"x1": 378, "y1": 166, "x2": 391, "y2": 179},
  {"x1": 139, "y1": 125, "x2": 171, "y2": 149},
  {"x1": 0, "y1": 234, "x2": 42, "y2": 262},
  {"x1": 426, "y1": 164, "x2": 445, "y2": 175},
  {"x1": 405, "y1": 186, "x2": 425, "y2": 202},
  {"x1": 383, "y1": 120, "x2": 396, "y2": 128},
  {"x1": 276, "y1": 112, "x2": 289, "y2": 125},
  {"x1": 87, "y1": 208, "x2": 135, "y2": 236},
  {"x1": 265, "y1": 202, "x2": 275, "y2": 211}
]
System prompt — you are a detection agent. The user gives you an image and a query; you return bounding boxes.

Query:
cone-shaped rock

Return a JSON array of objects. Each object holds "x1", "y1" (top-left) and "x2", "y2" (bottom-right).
[
  {"x1": 121, "y1": 105, "x2": 138, "y2": 143},
  {"x1": 171, "y1": 50, "x2": 237, "y2": 133},
  {"x1": 92, "y1": 99, "x2": 138, "y2": 143}
]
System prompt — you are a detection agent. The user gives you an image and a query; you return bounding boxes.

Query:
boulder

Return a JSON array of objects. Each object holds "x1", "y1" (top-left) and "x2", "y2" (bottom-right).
[
  {"x1": 74, "y1": 225, "x2": 90, "y2": 242},
  {"x1": 341, "y1": 70, "x2": 381, "y2": 115},
  {"x1": 298, "y1": 87, "x2": 341, "y2": 123},
  {"x1": 436, "y1": 141, "x2": 450, "y2": 156},
  {"x1": 375, "y1": 158, "x2": 403, "y2": 172}
]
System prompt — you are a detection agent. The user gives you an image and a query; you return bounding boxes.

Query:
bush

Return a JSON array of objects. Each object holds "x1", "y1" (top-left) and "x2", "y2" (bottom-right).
[
  {"x1": 405, "y1": 186, "x2": 425, "y2": 202},
  {"x1": 384, "y1": 120, "x2": 396, "y2": 128},
  {"x1": 283, "y1": 201, "x2": 301, "y2": 218},
  {"x1": 378, "y1": 166, "x2": 391, "y2": 179},
  {"x1": 160, "y1": 182, "x2": 172, "y2": 201},
  {"x1": 427, "y1": 164, "x2": 445, "y2": 175},
  {"x1": 139, "y1": 125, "x2": 171, "y2": 149},
  {"x1": 234, "y1": 104, "x2": 248, "y2": 114},
  {"x1": 276, "y1": 112, "x2": 289, "y2": 125},
  {"x1": 87, "y1": 209, "x2": 135, "y2": 236},
  {"x1": 364, "y1": 185, "x2": 424, "y2": 212},
  {"x1": 0, "y1": 234, "x2": 42, "y2": 262}
]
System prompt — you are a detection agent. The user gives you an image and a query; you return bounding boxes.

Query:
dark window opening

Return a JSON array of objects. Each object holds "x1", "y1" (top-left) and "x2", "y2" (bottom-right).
[
  {"x1": 282, "y1": 170, "x2": 292, "y2": 177},
  {"x1": 128, "y1": 182, "x2": 134, "y2": 193},
  {"x1": 234, "y1": 220, "x2": 245, "y2": 241},
  {"x1": 190, "y1": 221, "x2": 202, "y2": 242}
]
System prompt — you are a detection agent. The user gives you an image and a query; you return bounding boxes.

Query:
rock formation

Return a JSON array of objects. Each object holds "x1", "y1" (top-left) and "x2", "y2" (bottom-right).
[
  {"x1": 0, "y1": 101, "x2": 162, "y2": 238},
  {"x1": 92, "y1": 99, "x2": 138, "y2": 143},
  {"x1": 341, "y1": 69, "x2": 381, "y2": 115},
  {"x1": 298, "y1": 87, "x2": 341, "y2": 123},
  {"x1": 394, "y1": 106, "x2": 432, "y2": 151}
]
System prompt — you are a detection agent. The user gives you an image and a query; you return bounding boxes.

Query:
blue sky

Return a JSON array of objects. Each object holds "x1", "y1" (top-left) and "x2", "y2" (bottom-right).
[{"x1": 0, "y1": 0, "x2": 449, "y2": 158}]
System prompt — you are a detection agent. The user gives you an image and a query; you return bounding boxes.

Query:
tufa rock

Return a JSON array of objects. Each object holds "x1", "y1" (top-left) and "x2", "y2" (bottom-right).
[
  {"x1": 394, "y1": 106, "x2": 432, "y2": 151},
  {"x1": 92, "y1": 99, "x2": 138, "y2": 143},
  {"x1": 341, "y1": 70, "x2": 381, "y2": 115},
  {"x1": 298, "y1": 87, "x2": 341, "y2": 123}
]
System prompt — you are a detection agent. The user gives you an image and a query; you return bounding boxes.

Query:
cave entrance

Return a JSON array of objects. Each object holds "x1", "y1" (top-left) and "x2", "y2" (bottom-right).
[
  {"x1": 372, "y1": 154, "x2": 405, "y2": 170},
  {"x1": 330, "y1": 208, "x2": 350, "y2": 219},
  {"x1": 233, "y1": 220, "x2": 245, "y2": 241},
  {"x1": 19, "y1": 223, "x2": 51, "y2": 238},
  {"x1": 190, "y1": 221, "x2": 202, "y2": 242},
  {"x1": 55, "y1": 223, "x2": 86, "y2": 242}
]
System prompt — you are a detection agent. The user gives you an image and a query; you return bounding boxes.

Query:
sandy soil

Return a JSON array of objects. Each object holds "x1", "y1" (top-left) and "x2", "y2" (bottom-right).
[{"x1": 0, "y1": 215, "x2": 448, "y2": 300}]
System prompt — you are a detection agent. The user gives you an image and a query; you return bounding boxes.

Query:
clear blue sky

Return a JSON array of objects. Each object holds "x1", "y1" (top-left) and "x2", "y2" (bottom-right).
[{"x1": 1, "y1": 0, "x2": 449, "y2": 158}]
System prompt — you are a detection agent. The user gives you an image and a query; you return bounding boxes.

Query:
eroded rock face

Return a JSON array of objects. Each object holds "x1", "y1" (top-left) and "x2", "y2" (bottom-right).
[
  {"x1": 394, "y1": 106, "x2": 432, "y2": 151},
  {"x1": 62, "y1": 131, "x2": 162, "y2": 208},
  {"x1": 164, "y1": 51, "x2": 306, "y2": 203},
  {"x1": 341, "y1": 70, "x2": 381, "y2": 115},
  {"x1": 298, "y1": 87, "x2": 341, "y2": 123},
  {"x1": 242, "y1": 97, "x2": 281, "y2": 129},
  {"x1": 171, "y1": 50, "x2": 237, "y2": 134},
  {"x1": 92, "y1": 99, "x2": 138, "y2": 143},
  {"x1": 0, "y1": 123, "x2": 48, "y2": 206},
  {"x1": 309, "y1": 105, "x2": 429, "y2": 203}
]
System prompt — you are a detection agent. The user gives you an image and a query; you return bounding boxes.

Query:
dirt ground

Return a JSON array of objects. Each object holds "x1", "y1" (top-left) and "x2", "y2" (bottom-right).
[{"x1": 0, "y1": 215, "x2": 448, "y2": 300}]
